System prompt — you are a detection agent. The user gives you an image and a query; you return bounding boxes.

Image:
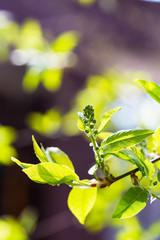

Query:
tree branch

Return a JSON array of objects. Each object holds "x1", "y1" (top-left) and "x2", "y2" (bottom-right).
[{"x1": 112, "y1": 156, "x2": 160, "y2": 183}]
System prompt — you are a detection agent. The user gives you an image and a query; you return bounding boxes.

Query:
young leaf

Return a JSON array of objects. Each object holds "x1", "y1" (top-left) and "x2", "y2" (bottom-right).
[
  {"x1": 148, "y1": 126, "x2": 160, "y2": 154},
  {"x1": 108, "y1": 151, "x2": 145, "y2": 176},
  {"x1": 101, "y1": 129, "x2": 154, "y2": 153},
  {"x1": 32, "y1": 136, "x2": 49, "y2": 163},
  {"x1": 151, "y1": 193, "x2": 160, "y2": 201},
  {"x1": 51, "y1": 31, "x2": 79, "y2": 53},
  {"x1": 132, "y1": 146, "x2": 155, "y2": 180},
  {"x1": 77, "y1": 112, "x2": 85, "y2": 131},
  {"x1": 97, "y1": 131, "x2": 112, "y2": 140},
  {"x1": 11, "y1": 157, "x2": 33, "y2": 169},
  {"x1": 68, "y1": 187, "x2": 97, "y2": 224},
  {"x1": 98, "y1": 107, "x2": 121, "y2": 133},
  {"x1": 23, "y1": 162, "x2": 79, "y2": 185},
  {"x1": 138, "y1": 80, "x2": 160, "y2": 104},
  {"x1": 45, "y1": 147, "x2": 75, "y2": 171},
  {"x1": 112, "y1": 187, "x2": 148, "y2": 219}
]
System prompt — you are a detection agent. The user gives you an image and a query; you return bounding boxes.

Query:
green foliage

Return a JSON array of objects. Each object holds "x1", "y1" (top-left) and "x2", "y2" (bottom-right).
[
  {"x1": 27, "y1": 109, "x2": 61, "y2": 136},
  {"x1": 0, "y1": 217, "x2": 28, "y2": 240},
  {"x1": 101, "y1": 129, "x2": 154, "y2": 153},
  {"x1": 51, "y1": 31, "x2": 79, "y2": 52},
  {"x1": 76, "y1": 0, "x2": 96, "y2": 6},
  {"x1": 0, "y1": 15, "x2": 79, "y2": 92},
  {"x1": 68, "y1": 187, "x2": 97, "y2": 224},
  {"x1": 0, "y1": 207, "x2": 37, "y2": 240},
  {"x1": 98, "y1": 107, "x2": 121, "y2": 133},
  {"x1": 138, "y1": 80, "x2": 160, "y2": 104},
  {"x1": 112, "y1": 187, "x2": 148, "y2": 219},
  {"x1": 0, "y1": 126, "x2": 17, "y2": 165},
  {"x1": 23, "y1": 162, "x2": 79, "y2": 185},
  {"x1": 45, "y1": 147, "x2": 75, "y2": 171},
  {"x1": 62, "y1": 70, "x2": 149, "y2": 136},
  {"x1": 12, "y1": 92, "x2": 160, "y2": 226}
]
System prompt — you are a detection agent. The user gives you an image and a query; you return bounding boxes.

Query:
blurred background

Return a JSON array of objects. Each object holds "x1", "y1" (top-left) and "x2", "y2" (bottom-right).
[{"x1": 1, "y1": 0, "x2": 160, "y2": 239}]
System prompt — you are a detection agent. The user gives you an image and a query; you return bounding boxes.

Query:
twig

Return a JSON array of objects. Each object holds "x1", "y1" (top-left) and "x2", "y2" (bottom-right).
[{"x1": 112, "y1": 156, "x2": 160, "y2": 183}]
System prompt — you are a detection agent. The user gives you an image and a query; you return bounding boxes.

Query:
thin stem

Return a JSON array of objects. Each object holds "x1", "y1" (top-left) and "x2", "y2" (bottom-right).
[
  {"x1": 90, "y1": 134, "x2": 102, "y2": 167},
  {"x1": 111, "y1": 156, "x2": 160, "y2": 183}
]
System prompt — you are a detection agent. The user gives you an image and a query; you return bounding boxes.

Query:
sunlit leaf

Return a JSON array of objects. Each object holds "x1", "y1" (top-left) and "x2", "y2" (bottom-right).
[
  {"x1": 97, "y1": 131, "x2": 112, "y2": 140},
  {"x1": 147, "y1": 126, "x2": 160, "y2": 154},
  {"x1": 19, "y1": 20, "x2": 44, "y2": 50},
  {"x1": 23, "y1": 67, "x2": 41, "y2": 92},
  {"x1": 98, "y1": 107, "x2": 121, "y2": 133},
  {"x1": 32, "y1": 136, "x2": 49, "y2": 163},
  {"x1": 112, "y1": 187, "x2": 148, "y2": 218},
  {"x1": 0, "y1": 145, "x2": 17, "y2": 165},
  {"x1": 138, "y1": 80, "x2": 160, "y2": 104},
  {"x1": 23, "y1": 162, "x2": 79, "y2": 185},
  {"x1": 11, "y1": 157, "x2": 33, "y2": 169},
  {"x1": 77, "y1": 112, "x2": 85, "y2": 131},
  {"x1": 151, "y1": 193, "x2": 160, "y2": 201},
  {"x1": 108, "y1": 150, "x2": 145, "y2": 175},
  {"x1": 0, "y1": 126, "x2": 17, "y2": 145},
  {"x1": 132, "y1": 146, "x2": 155, "y2": 180},
  {"x1": 68, "y1": 187, "x2": 97, "y2": 224},
  {"x1": 27, "y1": 109, "x2": 61, "y2": 136},
  {"x1": 51, "y1": 31, "x2": 79, "y2": 52},
  {"x1": 45, "y1": 147, "x2": 75, "y2": 171},
  {"x1": 77, "y1": 0, "x2": 96, "y2": 5},
  {"x1": 101, "y1": 129, "x2": 154, "y2": 153},
  {"x1": 42, "y1": 69, "x2": 62, "y2": 91},
  {"x1": 0, "y1": 217, "x2": 28, "y2": 240}
]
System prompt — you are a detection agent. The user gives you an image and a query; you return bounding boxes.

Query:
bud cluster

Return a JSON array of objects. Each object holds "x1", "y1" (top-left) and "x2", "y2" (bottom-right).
[{"x1": 83, "y1": 105, "x2": 97, "y2": 134}]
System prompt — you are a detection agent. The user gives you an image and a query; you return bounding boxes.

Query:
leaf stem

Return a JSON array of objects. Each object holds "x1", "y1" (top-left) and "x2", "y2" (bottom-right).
[
  {"x1": 90, "y1": 135, "x2": 102, "y2": 166},
  {"x1": 111, "y1": 156, "x2": 160, "y2": 183}
]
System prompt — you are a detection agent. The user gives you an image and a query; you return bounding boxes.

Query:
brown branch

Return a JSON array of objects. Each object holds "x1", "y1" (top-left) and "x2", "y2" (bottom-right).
[
  {"x1": 112, "y1": 156, "x2": 160, "y2": 183},
  {"x1": 94, "y1": 156, "x2": 160, "y2": 188}
]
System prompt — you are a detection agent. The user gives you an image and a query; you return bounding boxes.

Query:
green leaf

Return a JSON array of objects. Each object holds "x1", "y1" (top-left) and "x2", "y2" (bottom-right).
[
  {"x1": 0, "y1": 145, "x2": 17, "y2": 165},
  {"x1": 51, "y1": 31, "x2": 79, "y2": 52},
  {"x1": 27, "y1": 109, "x2": 61, "y2": 136},
  {"x1": 77, "y1": 112, "x2": 85, "y2": 131},
  {"x1": 97, "y1": 131, "x2": 112, "y2": 140},
  {"x1": 45, "y1": 147, "x2": 75, "y2": 171},
  {"x1": 23, "y1": 67, "x2": 41, "y2": 92},
  {"x1": 68, "y1": 187, "x2": 97, "y2": 224},
  {"x1": 23, "y1": 162, "x2": 79, "y2": 185},
  {"x1": 98, "y1": 107, "x2": 121, "y2": 133},
  {"x1": 147, "y1": 220, "x2": 160, "y2": 239},
  {"x1": 157, "y1": 170, "x2": 160, "y2": 182},
  {"x1": 132, "y1": 146, "x2": 155, "y2": 180},
  {"x1": 112, "y1": 187, "x2": 148, "y2": 219},
  {"x1": 78, "y1": 0, "x2": 96, "y2": 5},
  {"x1": 108, "y1": 150, "x2": 145, "y2": 175},
  {"x1": 42, "y1": 69, "x2": 62, "y2": 91},
  {"x1": 147, "y1": 126, "x2": 160, "y2": 154},
  {"x1": 32, "y1": 136, "x2": 49, "y2": 163},
  {"x1": 101, "y1": 129, "x2": 154, "y2": 153},
  {"x1": 138, "y1": 80, "x2": 160, "y2": 104},
  {"x1": 11, "y1": 157, "x2": 33, "y2": 169},
  {"x1": 0, "y1": 126, "x2": 17, "y2": 145},
  {"x1": 151, "y1": 193, "x2": 160, "y2": 200}
]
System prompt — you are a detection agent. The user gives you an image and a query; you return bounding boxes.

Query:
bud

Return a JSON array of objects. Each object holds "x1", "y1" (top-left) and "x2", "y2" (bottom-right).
[
  {"x1": 85, "y1": 129, "x2": 89, "y2": 134},
  {"x1": 94, "y1": 130, "x2": 98, "y2": 135}
]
